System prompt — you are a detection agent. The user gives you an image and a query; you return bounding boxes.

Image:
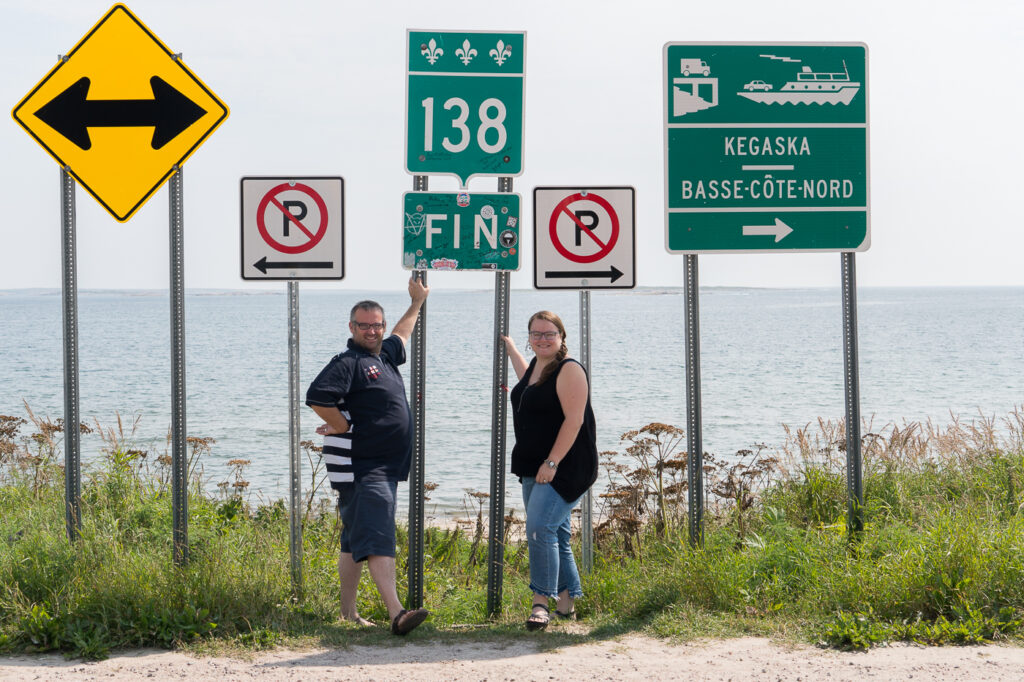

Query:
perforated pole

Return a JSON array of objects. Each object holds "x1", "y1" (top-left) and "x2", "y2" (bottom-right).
[
  {"x1": 288, "y1": 281, "x2": 303, "y2": 597},
  {"x1": 407, "y1": 174, "x2": 429, "y2": 608},
  {"x1": 684, "y1": 255, "x2": 704, "y2": 547},
  {"x1": 579, "y1": 290, "x2": 593, "y2": 572},
  {"x1": 487, "y1": 175, "x2": 513, "y2": 616},
  {"x1": 60, "y1": 167, "x2": 81, "y2": 542},
  {"x1": 169, "y1": 166, "x2": 188, "y2": 565},
  {"x1": 841, "y1": 253, "x2": 864, "y2": 535}
]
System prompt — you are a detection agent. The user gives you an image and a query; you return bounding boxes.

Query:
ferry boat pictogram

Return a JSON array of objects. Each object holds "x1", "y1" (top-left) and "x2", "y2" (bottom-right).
[{"x1": 737, "y1": 61, "x2": 860, "y2": 106}]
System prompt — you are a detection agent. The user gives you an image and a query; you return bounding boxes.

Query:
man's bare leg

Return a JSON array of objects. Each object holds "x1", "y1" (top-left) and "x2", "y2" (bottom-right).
[
  {"x1": 338, "y1": 551, "x2": 374, "y2": 626},
  {"x1": 366, "y1": 555, "x2": 404, "y2": 622}
]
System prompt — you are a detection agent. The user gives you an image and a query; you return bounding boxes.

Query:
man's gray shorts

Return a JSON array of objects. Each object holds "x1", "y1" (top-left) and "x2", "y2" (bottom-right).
[{"x1": 337, "y1": 477, "x2": 398, "y2": 563}]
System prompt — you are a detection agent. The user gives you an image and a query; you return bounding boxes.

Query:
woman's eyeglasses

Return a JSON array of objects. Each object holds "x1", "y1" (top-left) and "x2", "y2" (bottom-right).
[{"x1": 528, "y1": 331, "x2": 559, "y2": 341}]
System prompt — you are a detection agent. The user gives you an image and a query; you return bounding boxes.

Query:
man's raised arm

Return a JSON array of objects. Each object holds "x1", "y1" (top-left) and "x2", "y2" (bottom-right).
[{"x1": 391, "y1": 276, "x2": 430, "y2": 346}]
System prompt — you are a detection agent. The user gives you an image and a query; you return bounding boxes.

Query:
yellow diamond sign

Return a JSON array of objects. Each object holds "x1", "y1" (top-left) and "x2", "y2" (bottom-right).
[{"x1": 12, "y1": 4, "x2": 229, "y2": 222}]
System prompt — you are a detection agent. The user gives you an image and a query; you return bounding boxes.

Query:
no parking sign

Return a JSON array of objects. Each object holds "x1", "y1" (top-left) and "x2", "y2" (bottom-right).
[
  {"x1": 240, "y1": 177, "x2": 344, "y2": 280},
  {"x1": 533, "y1": 186, "x2": 636, "y2": 289}
]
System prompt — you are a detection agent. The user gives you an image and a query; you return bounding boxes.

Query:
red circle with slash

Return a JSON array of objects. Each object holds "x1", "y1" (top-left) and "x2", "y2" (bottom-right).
[
  {"x1": 257, "y1": 183, "x2": 329, "y2": 254},
  {"x1": 549, "y1": 192, "x2": 619, "y2": 263}
]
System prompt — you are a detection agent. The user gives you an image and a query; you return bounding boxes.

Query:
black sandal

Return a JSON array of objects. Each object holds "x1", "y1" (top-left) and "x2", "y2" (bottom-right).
[
  {"x1": 553, "y1": 609, "x2": 576, "y2": 620},
  {"x1": 525, "y1": 603, "x2": 550, "y2": 631}
]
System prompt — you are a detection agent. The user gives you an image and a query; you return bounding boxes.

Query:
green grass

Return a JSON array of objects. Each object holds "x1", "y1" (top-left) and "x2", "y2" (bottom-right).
[{"x1": 1, "y1": 408, "x2": 1023, "y2": 658}]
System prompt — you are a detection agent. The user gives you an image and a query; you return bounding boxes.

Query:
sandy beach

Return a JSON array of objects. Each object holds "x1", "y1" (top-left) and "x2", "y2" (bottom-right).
[{"x1": 3, "y1": 635, "x2": 1024, "y2": 681}]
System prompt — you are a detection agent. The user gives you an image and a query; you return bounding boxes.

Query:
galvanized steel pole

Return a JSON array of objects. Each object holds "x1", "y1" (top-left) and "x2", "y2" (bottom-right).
[
  {"x1": 684, "y1": 255, "x2": 704, "y2": 547},
  {"x1": 169, "y1": 166, "x2": 188, "y2": 565},
  {"x1": 487, "y1": 176, "x2": 513, "y2": 616},
  {"x1": 841, "y1": 253, "x2": 864, "y2": 535},
  {"x1": 288, "y1": 280, "x2": 303, "y2": 597},
  {"x1": 407, "y1": 174, "x2": 429, "y2": 609},
  {"x1": 60, "y1": 167, "x2": 81, "y2": 542},
  {"x1": 578, "y1": 290, "x2": 593, "y2": 572}
]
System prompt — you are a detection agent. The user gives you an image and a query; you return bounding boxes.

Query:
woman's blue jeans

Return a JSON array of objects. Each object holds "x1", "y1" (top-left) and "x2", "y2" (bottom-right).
[{"x1": 522, "y1": 476, "x2": 583, "y2": 599}]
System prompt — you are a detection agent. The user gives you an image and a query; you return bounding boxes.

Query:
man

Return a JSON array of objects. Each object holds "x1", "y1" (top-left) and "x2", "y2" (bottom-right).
[{"x1": 305, "y1": 276, "x2": 429, "y2": 636}]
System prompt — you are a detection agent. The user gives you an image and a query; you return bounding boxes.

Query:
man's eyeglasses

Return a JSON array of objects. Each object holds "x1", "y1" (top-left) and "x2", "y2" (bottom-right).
[
  {"x1": 353, "y1": 322, "x2": 385, "y2": 331},
  {"x1": 528, "y1": 331, "x2": 559, "y2": 341}
]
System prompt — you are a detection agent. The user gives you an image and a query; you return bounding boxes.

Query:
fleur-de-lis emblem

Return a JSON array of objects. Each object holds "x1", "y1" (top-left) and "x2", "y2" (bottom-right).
[
  {"x1": 455, "y1": 39, "x2": 477, "y2": 66},
  {"x1": 489, "y1": 40, "x2": 512, "y2": 66},
  {"x1": 421, "y1": 38, "x2": 443, "y2": 65}
]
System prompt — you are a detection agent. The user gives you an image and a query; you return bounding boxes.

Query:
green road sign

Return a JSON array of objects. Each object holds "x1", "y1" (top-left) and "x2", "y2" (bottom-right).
[
  {"x1": 403, "y1": 191, "x2": 521, "y2": 271},
  {"x1": 663, "y1": 43, "x2": 869, "y2": 253},
  {"x1": 406, "y1": 30, "x2": 525, "y2": 187}
]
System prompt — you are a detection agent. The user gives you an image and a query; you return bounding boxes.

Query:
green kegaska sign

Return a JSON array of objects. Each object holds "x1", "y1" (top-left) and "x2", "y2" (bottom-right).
[
  {"x1": 406, "y1": 30, "x2": 525, "y2": 187},
  {"x1": 403, "y1": 192, "x2": 522, "y2": 272},
  {"x1": 663, "y1": 43, "x2": 869, "y2": 253}
]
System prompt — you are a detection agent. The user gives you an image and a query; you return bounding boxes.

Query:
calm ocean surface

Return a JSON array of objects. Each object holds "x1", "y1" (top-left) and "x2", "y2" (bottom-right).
[{"x1": 1, "y1": 287, "x2": 1021, "y2": 515}]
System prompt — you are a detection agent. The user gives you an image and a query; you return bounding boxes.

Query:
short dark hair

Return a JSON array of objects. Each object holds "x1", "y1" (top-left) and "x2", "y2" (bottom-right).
[{"x1": 350, "y1": 300, "x2": 385, "y2": 323}]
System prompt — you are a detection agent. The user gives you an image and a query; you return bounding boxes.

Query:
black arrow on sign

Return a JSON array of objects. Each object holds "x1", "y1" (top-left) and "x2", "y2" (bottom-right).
[
  {"x1": 34, "y1": 76, "x2": 207, "y2": 151},
  {"x1": 254, "y1": 257, "x2": 335, "y2": 274},
  {"x1": 545, "y1": 265, "x2": 624, "y2": 283}
]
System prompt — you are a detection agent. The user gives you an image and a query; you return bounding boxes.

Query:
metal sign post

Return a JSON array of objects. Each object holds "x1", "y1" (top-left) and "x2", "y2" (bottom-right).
[
  {"x1": 59, "y1": 167, "x2": 81, "y2": 542},
  {"x1": 407, "y1": 173, "x2": 429, "y2": 610},
  {"x1": 238, "y1": 175, "x2": 345, "y2": 594},
  {"x1": 684, "y1": 255, "x2": 704, "y2": 547},
  {"x1": 287, "y1": 281, "x2": 303, "y2": 597},
  {"x1": 578, "y1": 290, "x2": 593, "y2": 572},
  {"x1": 841, "y1": 253, "x2": 864, "y2": 534},
  {"x1": 169, "y1": 166, "x2": 188, "y2": 565},
  {"x1": 486, "y1": 176, "x2": 513, "y2": 616},
  {"x1": 664, "y1": 42, "x2": 870, "y2": 542}
]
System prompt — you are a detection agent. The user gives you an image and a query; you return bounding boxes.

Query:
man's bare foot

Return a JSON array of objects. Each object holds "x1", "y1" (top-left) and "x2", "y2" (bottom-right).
[{"x1": 341, "y1": 613, "x2": 375, "y2": 627}]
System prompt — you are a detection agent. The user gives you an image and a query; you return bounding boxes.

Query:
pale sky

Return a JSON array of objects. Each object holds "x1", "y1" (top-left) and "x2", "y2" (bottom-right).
[{"x1": 2, "y1": 0, "x2": 1021, "y2": 291}]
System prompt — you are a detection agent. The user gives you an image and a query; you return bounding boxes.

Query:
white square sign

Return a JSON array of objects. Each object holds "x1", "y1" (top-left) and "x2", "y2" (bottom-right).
[
  {"x1": 240, "y1": 176, "x2": 344, "y2": 280},
  {"x1": 533, "y1": 186, "x2": 636, "y2": 289}
]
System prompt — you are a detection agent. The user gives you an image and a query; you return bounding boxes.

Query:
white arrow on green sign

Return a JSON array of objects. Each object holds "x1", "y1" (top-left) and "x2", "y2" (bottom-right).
[
  {"x1": 663, "y1": 43, "x2": 869, "y2": 253},
  {"x1": 406, "y1": 30, "x2": 525, "y2": 187}
]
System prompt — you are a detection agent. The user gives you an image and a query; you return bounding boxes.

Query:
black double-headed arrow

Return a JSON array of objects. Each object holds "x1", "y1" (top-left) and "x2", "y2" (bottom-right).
[
  {"x1": 545, "y1": 265, "x2": 624, "y2": 283},
  {"x1": 34, "y1": 76, "x2": 207, "y2": 150},
  {"x1": 254, "y1": 257, "x2": 334, "y2": 275}
]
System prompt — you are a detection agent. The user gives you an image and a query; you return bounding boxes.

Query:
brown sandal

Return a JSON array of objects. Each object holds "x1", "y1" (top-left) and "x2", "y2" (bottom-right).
[
  {"x1": 525, "y1": 603, "x2": 550, "y2": 631},
  {"x1": 391, "y1": 608, "x2": 429, "y2": 635}
]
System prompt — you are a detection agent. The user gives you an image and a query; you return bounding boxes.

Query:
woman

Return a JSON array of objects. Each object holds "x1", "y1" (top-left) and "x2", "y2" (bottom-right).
[{"x1": 502, "y1": 311, "x2": 598, "y2": 631}]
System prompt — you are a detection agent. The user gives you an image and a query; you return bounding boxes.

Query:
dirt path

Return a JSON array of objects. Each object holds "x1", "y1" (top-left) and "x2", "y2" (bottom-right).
[{"x1": 2, "y1": 636, "x2": 1024, "y2": 681}]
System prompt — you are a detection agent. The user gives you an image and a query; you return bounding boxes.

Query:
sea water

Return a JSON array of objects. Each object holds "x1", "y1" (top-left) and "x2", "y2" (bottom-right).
[{"x1": 1, "y1": 287, "x2": 1021, "y2": 516}]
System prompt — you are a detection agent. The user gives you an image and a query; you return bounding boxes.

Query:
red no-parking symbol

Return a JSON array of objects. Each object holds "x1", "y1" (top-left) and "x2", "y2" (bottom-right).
[
  {"x1": 549, "y1": 192, "x2": 619, "y2": 264},
  {"x1": 256, "y1": 183, "x2": 329, "y2": 254}
]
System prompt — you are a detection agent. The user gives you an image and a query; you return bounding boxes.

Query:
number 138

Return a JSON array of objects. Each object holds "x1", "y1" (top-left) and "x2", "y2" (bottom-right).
[{"x1": 421, "y1": 97, "x2": 508, "y2": 154}]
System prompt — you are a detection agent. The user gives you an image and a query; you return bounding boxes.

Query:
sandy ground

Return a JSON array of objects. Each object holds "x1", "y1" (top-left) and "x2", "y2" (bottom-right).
[{"x1": 2, "y1": 635, "x2": 1024, "y2": 681}]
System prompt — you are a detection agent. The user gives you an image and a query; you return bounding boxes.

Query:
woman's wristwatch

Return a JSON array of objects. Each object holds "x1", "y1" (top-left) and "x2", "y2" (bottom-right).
[{"x1": 545, "y1": 459, "x2": 558, "y2": 469}]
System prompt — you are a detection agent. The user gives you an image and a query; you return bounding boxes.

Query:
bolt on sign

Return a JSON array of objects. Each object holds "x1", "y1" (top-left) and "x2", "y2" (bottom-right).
[
  {"x1": 12, "y1": 4, "x2": 229, "y2": 222},
  {"x1": 663, "y1": 43, "x2": 868, "y2": 253},
  {"x1": 403, "y1": 192, "x2": 521, "y2": 272},
  {"x1": 406, "y1": 30, "x2": 525, "y2": 187}
]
